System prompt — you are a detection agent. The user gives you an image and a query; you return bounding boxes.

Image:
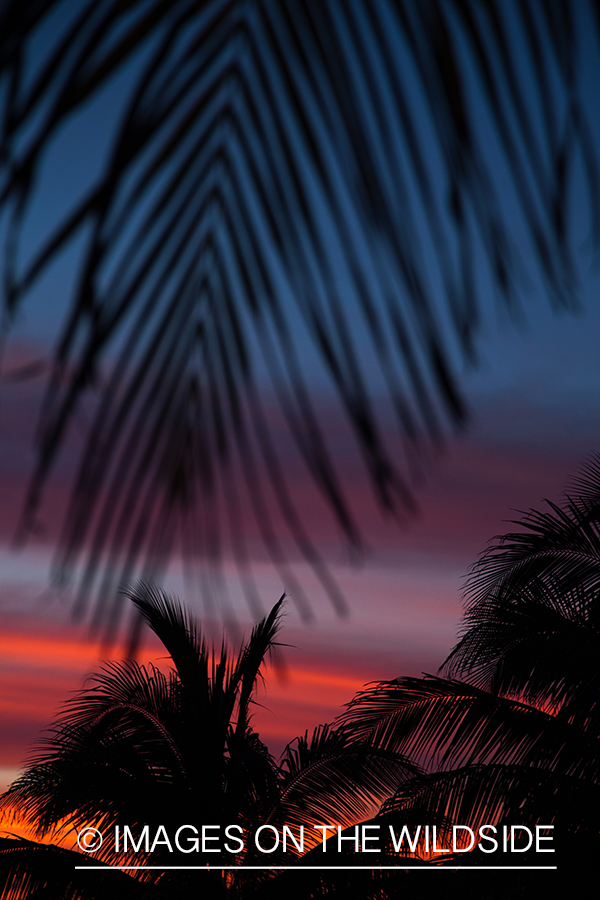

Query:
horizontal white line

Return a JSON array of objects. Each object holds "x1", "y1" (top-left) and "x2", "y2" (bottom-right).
[{"x1": 75, "y1": 865, "x2": 558, "y2": 871}]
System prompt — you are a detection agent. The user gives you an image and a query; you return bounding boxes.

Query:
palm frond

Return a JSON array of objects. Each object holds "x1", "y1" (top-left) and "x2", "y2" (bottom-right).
[
  {"x1": 460, "y1": 460, "x2": 600, "y2": 612},
  {"x1": 442, "y1": 581, "x2": 600, "y2": 722},
  {"x1": 377, "y1": 763, "x2": 600, "y2": 841},
  {"x1": 567, "y1": 452, "x2": 600, "y2": 515},
  {"x1": 443, "y1": 456, "x2": 600, "y2": 723},
  {"x1": 0, "y1": 837, "x2": 156, "y2": 900},
  {"x1": 272, "y1": 723, "x2": 416, "y2": 837},
  {"x1": 232, "y1": 592, "x2": 285, "y2": 737},
  {"x1": 123, "y1": 581, "x2": 213, "y2": 697},
  {"x1": 2, "y1": 663, "x2": 187, "y2": 847},
  {"x1": 1, "y1": 0, "x2": 599, "y2": 623},
  {"x1": 338, "y1": 675, "x2": 597, "y2": 779}
]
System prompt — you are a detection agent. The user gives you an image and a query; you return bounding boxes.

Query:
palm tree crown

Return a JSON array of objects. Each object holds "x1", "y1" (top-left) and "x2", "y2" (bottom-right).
[
  {"x1": 1, "y1": 583, "x2": 412, "y2": 897},
  {"x1": 337, "y1": 457, "x2": 600, "y2": 868}
]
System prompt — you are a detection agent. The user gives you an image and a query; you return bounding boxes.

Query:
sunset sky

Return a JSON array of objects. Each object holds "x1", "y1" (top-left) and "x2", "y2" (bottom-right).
[
  {"x1": 1, "y1": 3, "x2": 600, "y2": 847},
  {"x1": 3, "y1": 284, "x2": 600, "y2": 795}
]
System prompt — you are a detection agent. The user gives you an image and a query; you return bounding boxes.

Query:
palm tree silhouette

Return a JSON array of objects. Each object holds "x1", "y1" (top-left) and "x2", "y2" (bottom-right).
[
  {"x1": 4, "y1": 455, "x2": 599, "y2": 897},
  {"x1": 338, "y1": 456, "x2": 600, "y2": 873},
  {"x1": 1, "y1": 1, "x2": 599, "y2": 626},
  {"x1": 1, "y1": 583, "x2": 411, "y2": 897}
]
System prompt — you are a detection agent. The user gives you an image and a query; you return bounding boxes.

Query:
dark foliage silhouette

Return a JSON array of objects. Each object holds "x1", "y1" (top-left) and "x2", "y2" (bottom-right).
[
  {"x1": 338, "y1": 457, "x2": 600, "y2": 878},
  {"x1": 0, "y1": 584, "x2": 412, "y2": 898},
  {"x1": 0, "y1": 836, "x2": 157, "y2": 900},
  {"x1": 1, "y1": 1, "x2": 599, "y2": 628}
]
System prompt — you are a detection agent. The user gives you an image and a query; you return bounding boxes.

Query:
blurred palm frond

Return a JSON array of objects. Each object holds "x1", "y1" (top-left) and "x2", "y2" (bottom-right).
[{"x1": 1, "y1": 0, "x2": 599, "y2": 626}]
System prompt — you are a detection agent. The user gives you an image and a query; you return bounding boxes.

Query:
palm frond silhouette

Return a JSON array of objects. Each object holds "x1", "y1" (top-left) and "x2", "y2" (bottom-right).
[
  {"x1": 1, "y1": 1, "x2": 599, "y2": 625},
  {"x1": 338, "y1": 457, "x2": 600, "y2": 869},
  {"x1": 0, "y1": 584, "x2": 413, "y2": 897},
  {"x1": 0, "y1": 836, "x2": 156, "y2": 900}
]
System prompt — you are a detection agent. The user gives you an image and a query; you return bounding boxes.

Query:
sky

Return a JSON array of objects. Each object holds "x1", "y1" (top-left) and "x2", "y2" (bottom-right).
[
  {"x1": 3, "y1": 284, "x2": 599, "y2": 800},
  {"x1": 1, "y1": 2, "x2": 600, "y2": 859}
]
